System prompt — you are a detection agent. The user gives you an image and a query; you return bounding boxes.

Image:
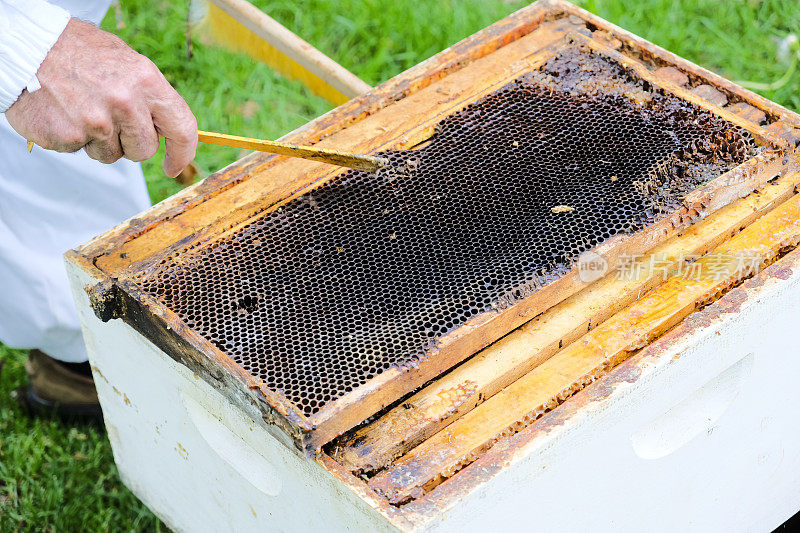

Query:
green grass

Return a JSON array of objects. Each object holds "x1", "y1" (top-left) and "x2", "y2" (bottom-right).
[
  {"x1": 0, "y1": 348, "x2": 164, "y2": 531},
  {"x1": 1, "y1": 0, "x2": 797, "y2": 530}
]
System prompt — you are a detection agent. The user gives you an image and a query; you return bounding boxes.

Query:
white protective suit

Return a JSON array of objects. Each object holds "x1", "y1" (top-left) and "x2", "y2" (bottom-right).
[{"x1": 0, "y1": 0, "x2": 151, "y2": 362}]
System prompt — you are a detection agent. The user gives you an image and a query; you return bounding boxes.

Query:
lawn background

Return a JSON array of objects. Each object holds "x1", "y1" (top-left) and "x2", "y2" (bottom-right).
[{"x1": 1, "y1": 0, "x2": 798, "y2": 530}]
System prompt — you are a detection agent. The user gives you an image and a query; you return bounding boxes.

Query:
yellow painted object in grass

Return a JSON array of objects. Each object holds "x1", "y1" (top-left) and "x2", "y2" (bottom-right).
[{"x1": 190, "y1": 0, "x2": 371, "y2": 105}]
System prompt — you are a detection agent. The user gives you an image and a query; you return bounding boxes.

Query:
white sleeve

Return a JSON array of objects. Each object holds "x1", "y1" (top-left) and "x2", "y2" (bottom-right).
[{"x1": 0, "y1": 0, "x2": 70, "y2": 112}]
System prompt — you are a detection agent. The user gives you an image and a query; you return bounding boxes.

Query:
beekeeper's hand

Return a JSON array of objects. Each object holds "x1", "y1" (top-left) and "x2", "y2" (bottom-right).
[{"x1": 5, "y1": 18, "x2": 197, "y2": 178}]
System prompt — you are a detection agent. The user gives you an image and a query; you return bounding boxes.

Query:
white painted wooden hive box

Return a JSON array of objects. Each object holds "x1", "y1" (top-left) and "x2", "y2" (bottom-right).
[{"x1": 66, "y1": 1, "x2": 800, "y2": 530}]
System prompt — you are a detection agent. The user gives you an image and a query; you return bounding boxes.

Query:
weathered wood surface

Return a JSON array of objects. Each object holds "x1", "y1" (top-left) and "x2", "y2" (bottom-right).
[
  {"x1": 728, "y1": 102, "x2": 767, "y2": 125},
  {"x1": 368, "y1": 191, "x2": 800, "y2": 504},
  {"x1": 333, "y1": 174, "x2": 800, "y2": 473}
]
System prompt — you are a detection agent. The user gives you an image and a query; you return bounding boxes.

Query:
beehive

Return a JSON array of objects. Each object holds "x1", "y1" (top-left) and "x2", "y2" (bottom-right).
[{"x1": 67, "y1": 1, "x2": 800, "y2": 530}]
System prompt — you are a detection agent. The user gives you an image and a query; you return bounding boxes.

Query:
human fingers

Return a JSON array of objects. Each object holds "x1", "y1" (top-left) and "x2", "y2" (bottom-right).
[
  {"x1": 147, "y1": 76, "x2": 197, "y2": 177},
  {"x1": 118, "y1": 105, "x2": 160, "y2": 162},
  {"x1": 81, "y1": 109, "x2": 123, "y2": 163}
]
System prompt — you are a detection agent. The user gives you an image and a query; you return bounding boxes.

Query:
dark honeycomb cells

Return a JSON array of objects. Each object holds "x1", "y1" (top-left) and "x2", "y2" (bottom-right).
[{"x1": 137, "y1": 51, "x2": 757, "y2": 417}]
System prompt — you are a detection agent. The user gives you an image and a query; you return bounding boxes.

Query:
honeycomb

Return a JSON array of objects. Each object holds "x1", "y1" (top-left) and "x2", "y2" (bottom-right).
[{"x1": 136, "y1": 46, "x2": 758, "y2": 417}]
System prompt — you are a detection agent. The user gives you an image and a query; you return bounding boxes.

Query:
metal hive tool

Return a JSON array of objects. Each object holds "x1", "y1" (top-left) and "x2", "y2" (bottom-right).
[{"x1": 135, "y1": 46, "x2": 758, "y2": 418}]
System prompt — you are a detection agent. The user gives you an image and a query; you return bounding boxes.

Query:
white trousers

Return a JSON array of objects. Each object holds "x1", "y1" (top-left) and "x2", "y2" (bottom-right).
[{"x1": 0, "y1": 116, "x2": 150, "y2": 362}]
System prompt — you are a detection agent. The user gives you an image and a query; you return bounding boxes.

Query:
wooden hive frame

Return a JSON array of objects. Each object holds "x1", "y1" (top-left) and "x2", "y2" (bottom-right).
[
  {"x1": 69, "y1": 0, "x2": 800, "y2": 458},
  {"x1": 365, "y1": 189, "x2": 800, "y2": 503},
  {"x1": 331, "y1": 169, "x2": 800, "y2": 475},
  {"x1": 319, "y1": 176, "x2": 800, "y2": 525}
]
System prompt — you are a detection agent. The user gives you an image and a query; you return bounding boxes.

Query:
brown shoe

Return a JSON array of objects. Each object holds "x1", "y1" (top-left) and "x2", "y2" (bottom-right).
[{"x1": 16, "y1": 349, "x2": 102, "y2": 421}]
